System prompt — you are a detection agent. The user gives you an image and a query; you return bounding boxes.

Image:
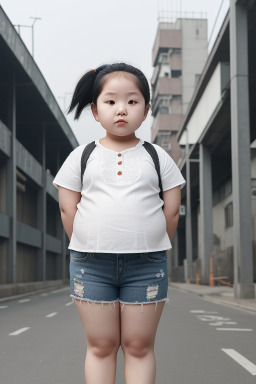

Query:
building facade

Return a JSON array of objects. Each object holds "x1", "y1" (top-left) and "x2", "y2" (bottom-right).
[
  {"x1": 151, "y1": 17, "x2": 208, "y2": 164},
  {"x1": 175, "y1": 0, "x2": 256, "y2": 298},
  {"x1": 0, "y1": 7, "x2": 78, "y2": 295}
]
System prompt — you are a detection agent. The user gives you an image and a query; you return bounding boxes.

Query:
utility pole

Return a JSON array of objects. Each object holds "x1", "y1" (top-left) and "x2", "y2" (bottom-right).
[
  {"x1": 30, "y1": 17, "x2": 42, "y2": 58},
  {"x1": 14, "y1": 16, "x2": 41, "y2": 58}
]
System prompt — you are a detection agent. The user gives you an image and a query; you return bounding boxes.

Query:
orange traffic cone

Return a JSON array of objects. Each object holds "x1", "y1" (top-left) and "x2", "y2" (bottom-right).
[{"x1": 209, "y1": 256, "x2": 215, "y2": 286}]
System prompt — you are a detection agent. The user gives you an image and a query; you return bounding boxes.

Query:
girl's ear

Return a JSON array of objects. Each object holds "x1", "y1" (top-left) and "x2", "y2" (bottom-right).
[
  {"x1": 91, "y1": 102, "x2": 100, "y2": 122},
  {"x1": 143, "y1": 103, "x2": 151, "y2": 121}
]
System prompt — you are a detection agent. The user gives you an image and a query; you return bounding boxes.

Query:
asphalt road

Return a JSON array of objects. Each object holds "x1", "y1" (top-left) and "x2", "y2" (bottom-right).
[{"x1": 1, "y1": 285, "x2": 256, "y2": 383}]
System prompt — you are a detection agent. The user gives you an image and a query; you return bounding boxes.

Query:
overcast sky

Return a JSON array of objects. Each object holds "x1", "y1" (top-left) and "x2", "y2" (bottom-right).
[{"x1": 1, "y1": 0, "x2": 229, "y2": 145}]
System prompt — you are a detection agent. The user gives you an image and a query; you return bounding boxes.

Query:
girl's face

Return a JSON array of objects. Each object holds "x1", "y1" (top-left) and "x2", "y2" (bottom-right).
[{"x1": 91, "y1": 72, "x2": 150, "y2": 138}]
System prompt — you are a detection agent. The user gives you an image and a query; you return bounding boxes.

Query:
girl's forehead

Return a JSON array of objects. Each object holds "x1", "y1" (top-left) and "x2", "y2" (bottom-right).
[{"x1": 101, "y1": 72, "x2": 140, "y2": 93}]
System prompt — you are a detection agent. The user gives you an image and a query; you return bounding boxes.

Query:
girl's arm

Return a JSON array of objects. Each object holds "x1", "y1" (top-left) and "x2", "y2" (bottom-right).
[
  {"x1": 58, "y1": 186, "x2": 81, "y2": 241},
  {"x1": 162, "y1": 186, "x2": 181, "y2": 242}
]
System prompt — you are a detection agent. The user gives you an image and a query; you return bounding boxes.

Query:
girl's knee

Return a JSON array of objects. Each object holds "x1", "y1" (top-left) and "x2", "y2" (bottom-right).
[
  {"x1": 121, "y1": 339, "x2": 154, "y2": 358},
  {"x1": 89, "y1": 340, "x2": 121, "y2": 358}
]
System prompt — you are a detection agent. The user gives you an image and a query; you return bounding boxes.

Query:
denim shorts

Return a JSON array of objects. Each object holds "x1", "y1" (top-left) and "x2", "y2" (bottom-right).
[{"x1": 69, "y1": 250, "x2": 169, "y2": 312}]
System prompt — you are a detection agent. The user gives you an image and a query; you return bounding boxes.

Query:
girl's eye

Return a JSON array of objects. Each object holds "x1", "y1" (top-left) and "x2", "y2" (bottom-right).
[
  {"x1": 107, "y1": 100, "x2": 115, "y2": 105},
  {"x1": 128, "y1": 100, "x2": 137, "y2": 105}
]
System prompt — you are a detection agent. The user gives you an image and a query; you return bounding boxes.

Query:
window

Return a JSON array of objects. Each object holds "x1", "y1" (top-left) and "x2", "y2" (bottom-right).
[
  {"x1": 172, "y1": 95, "x2": 182, "y2": 100},
  {"x1": 159, "y1": 106, "x2": 168, "y2": 114},
  {"x1": 171, "y1": 70, "x2": 182, "y2": 78},
  {"x1": 224, "y1": 202, "x2": 233, "y2": 228},
  {"x1": 161, "y1": 133, "x2": 171, "y2": 150},
  {"x1": 161, "y1": 54, "x2": 169, "y2": 64},
  {"x1": 172, "y1": 48, "x2": 181, "y2": 54},
  {"x1": 159, "y1": 99, "x2": 169, "y2": 114}
]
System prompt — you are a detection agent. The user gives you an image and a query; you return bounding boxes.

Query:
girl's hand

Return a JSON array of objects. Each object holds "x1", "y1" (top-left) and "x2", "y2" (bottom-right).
[
  {"x1": 58, "y1": 186, "x2": 81, "y2": 240},
  {"x1": 162, "y1": 186, "x2": 181, "y2": 242}
]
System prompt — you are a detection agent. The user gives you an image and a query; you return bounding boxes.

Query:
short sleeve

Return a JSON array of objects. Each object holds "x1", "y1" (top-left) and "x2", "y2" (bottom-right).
[
  {"x1": 52, "y1": 145, "x2": 86, "y2": 192},
  {"x1": 153, "y1": 144, "x2": 186, "y2": 191}
]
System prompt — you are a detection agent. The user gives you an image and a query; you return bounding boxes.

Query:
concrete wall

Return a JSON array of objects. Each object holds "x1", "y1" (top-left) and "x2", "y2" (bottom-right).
[
  {"x1": 17, "y1": 183, "x2": 37, "y2": 228},
  {"x1": 0, "y1": 160, "x2": 6, "y2": 213},
  {"x1": 181, "y1": 19, "x2": 208, "y2": 114},
  {"x1": 213, "y1": 192, "x2": 233, "y2": 250},
  {"x1": 196, "y1": 171, "x2": 256, "y2": 284},
  {"x1": 170, "y1": 98, "x2": 182, "y2": 114},
  {"x1": 0, "y1": 239, "x2": 7, "y2": 283},
  {"x1": 16, "y1": 243, "x2": 37, "y2": 283},
  {"x1": 170, "y1": 53, "x2": 182, "y2": 70}
]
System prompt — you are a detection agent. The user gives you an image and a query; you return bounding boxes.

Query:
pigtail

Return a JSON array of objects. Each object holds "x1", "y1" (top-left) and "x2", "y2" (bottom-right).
[{"x1": 67, "y1": 70, "x2": 96, "y2": 120}]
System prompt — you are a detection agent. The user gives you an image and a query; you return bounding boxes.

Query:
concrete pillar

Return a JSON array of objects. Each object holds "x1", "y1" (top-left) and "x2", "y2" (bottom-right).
[
  {"x1": 230, "y1": 0, "x2": 255, "y2": 298},
  {"x1": 185, "y1": 129, "x2": 193, "y2": 282},
  {"x1": 56, "y1": 143, "x2": 67, "y2": 279},
  {"x1": 6, "y1": 73, "x2": 16, "y2": 283},
  {"x1": 199, "y1": 144, "x2": 213, "y2": 285},
  {"x1": 173, "y1": 231, "x2": 179, "y2": 268},
  {"x1": 36, "y1": 124, "x2": 46, "y2": 280}
]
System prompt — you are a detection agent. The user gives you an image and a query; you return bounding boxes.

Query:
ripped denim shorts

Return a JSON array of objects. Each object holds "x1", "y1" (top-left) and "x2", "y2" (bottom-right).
[{"x1": 69, "y1": 250, "x2": 169, "y2": 312}]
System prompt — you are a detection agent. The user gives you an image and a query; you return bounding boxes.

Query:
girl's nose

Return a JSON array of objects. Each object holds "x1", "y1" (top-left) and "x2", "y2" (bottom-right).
[{"x1": 116, "y1": 104, "x2": 127, "y2": 116}]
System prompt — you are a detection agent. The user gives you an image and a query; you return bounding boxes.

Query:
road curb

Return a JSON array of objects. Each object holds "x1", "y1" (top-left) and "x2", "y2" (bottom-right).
[
  {"x1": 168, "y1": 283, "x2": 256, "y2": 314},
  {"x1": 0, "y1": 284, "x2": 69, "y2": 303}
]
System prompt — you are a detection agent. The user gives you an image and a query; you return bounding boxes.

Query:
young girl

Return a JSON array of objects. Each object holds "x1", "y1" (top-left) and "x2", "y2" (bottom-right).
[{"x1": 53, "y1": 62, "x2": 186, "y2": 384}]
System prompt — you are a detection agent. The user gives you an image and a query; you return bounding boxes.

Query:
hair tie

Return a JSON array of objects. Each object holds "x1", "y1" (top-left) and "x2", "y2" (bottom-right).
[{"x1": 93, "y1": 69, "x2": 96, "y2": 73}]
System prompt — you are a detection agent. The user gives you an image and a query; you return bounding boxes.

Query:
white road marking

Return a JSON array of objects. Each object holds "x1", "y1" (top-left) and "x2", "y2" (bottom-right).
[
  {"x1": 190, "y1": 310, "x2": 219, "y2": 314},
  {"x1": 65, "y1": 302, "x2": 73, "y2": 306},
  {"x1": 190, "y1": 310, "x2": 205, "y2": 313},
  {"x1": 51, "y1": 288, "x2": 67, "y2": 294},
  {"x1": 18, "y1": 299, "x2": 30, "y2": 303},
  {"x1": 217, "y1": 328, "x2": 253, "y2": 331},
  {"x1": 222, "y1": 349, "x2": 256, "y2": 375},
  {"x1": 9, "y1": 327, "x2": 30, "y2": 336},
  {"x1": 210, "y1": 321, "x2": 237, "y2": 326},
  {"x1": 197, "y1": 315, "x2": 231, "y2": 321},
  {"x1": 40, "y1": 293, "x2": 49, "y2": 296},
  {"x1": 0, "y1": 305, "x2": 8, "y2": 309},
  {"x1": 46, "y1": 312, "x2": 58, "y2": 318}
]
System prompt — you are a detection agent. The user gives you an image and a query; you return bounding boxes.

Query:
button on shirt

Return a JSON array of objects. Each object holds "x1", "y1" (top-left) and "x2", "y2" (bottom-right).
[{"x1": 52, "y1": 138, "x2": 186, "y2": 253}]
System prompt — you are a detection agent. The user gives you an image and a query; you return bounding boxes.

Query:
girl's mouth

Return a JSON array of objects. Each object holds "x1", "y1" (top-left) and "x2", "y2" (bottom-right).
[{"x1": 116, "y1": 120, "x2": 127, "y2": 125}]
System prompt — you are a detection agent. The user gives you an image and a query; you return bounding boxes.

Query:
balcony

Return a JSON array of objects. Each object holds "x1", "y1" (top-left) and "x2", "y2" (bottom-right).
[
  {"x1": 151, "y1": 65, "x2": 160, "y2": 86},
  {"x1": 152, "y1": 113, "x2": 184, "y2": 142},
  {"x1": 152, "y1": 78, "x2": 182, "y2": 108},
  {"x1": 152, "y1": 29, "x2": 181, "y2": 66}
]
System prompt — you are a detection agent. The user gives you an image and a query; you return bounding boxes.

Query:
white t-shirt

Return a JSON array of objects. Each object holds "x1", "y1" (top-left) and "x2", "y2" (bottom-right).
[{"x1": 52, "y1": 138, "x2": 186, "y2": 253}]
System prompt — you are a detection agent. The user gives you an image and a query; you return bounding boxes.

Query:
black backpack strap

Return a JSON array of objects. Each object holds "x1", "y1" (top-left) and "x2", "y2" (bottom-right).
[
  {"x1": 143, "y1": 141, "x2": 163, "y2": 202},
  {"x1": 81, "y1": 141, "x2": 97, "y2": 184}
]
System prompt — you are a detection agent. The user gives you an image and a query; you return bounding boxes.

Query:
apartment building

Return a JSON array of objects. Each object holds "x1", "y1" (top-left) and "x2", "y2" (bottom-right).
[{"x1": 151, "y1": 16, "x2": 208, "y2": 164}]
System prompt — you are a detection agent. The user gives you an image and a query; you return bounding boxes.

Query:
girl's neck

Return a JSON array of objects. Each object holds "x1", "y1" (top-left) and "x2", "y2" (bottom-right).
[{"x1": 99, "y1": 134, "x2": 140, "y2": 151}]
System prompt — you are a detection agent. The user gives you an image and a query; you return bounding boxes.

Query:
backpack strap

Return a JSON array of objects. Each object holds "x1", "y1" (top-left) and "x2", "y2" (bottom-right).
[
  {"x1": 142, "y1": 141, "x2": 163, "y2": 202},
  {"x1": 80, "y1": 141, "x2": 96, "y2": 183},
  {"x1": 80, "y1": 140, "x2": 164, "y2": 203}
]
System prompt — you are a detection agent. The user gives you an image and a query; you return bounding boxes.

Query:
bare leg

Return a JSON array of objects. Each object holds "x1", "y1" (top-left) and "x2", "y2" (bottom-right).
[
  {"x1": 74, "y1": 299, "x2": 121, "y2": 384},
  {"x1": 120, "y1": 301, "x2": 165, "y2": 384}
]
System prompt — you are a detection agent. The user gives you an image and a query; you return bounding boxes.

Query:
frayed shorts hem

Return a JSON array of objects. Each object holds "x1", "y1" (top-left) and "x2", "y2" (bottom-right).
[{"x1": 70, "y1": 294, "x2": 169, "y2": 312}]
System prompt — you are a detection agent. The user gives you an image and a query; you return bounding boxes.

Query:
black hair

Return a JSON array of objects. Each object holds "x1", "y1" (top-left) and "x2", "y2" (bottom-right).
[{"x1": 67, "y1": 62, "x2": 151, "y2": 120}]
